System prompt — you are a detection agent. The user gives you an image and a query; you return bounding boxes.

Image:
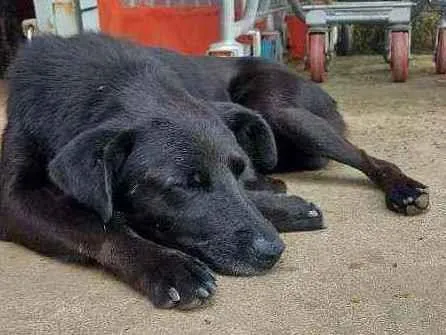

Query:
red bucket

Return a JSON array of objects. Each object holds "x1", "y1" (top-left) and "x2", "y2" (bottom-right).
[{"x1": 98, "y1": 0, "x2": 220, "y2": 55}]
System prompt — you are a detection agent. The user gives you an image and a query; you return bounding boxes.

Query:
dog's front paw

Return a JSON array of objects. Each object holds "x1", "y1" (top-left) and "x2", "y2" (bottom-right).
[
  {"x1": 247, "y1": 190, "x2": 325, "y2": 232},
  {"x1": 138, "y1": 250, "x2": 217, "y2": 310},
  {"x1": 386, "y1": 183, "x2": 429, "y2": 216},
  {"x1": 274, "y1": 196, "x2": 325, "y2": 232},
  {"x1": 370, "y1": 164, "x2": 430, "y2": 216}
]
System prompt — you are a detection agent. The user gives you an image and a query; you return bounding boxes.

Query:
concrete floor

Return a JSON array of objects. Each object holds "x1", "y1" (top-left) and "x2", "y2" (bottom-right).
[{"x1": 0, "y1": 56, "x2": 445, "y2": 335}]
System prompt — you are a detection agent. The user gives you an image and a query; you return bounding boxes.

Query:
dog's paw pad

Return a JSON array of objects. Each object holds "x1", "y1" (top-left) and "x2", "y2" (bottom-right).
[{"x1": 386, "y1": 185, "x2": 430, "y2": 216}]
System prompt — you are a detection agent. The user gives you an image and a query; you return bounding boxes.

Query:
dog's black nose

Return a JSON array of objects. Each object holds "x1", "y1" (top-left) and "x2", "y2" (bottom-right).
[{"x1": 253, "y1": 237, "x2": 285, "y2": 268}]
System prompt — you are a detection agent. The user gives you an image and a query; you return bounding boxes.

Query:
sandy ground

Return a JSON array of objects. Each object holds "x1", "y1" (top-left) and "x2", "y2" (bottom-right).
[{"x1": 0, "y1": 56, "x2": 445, "y2": 335}]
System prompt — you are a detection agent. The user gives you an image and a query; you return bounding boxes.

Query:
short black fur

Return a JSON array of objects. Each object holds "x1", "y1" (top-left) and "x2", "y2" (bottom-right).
[{"x1": 0, "y1": 33, "x2": 429, "y2": 309}]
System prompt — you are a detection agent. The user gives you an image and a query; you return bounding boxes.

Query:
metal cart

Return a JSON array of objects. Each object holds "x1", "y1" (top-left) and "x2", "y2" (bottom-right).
[
  {"x1": 22, "y1": 1, "x2": 445, "y2": 81},
  {"x1": 301, "y1": 1, "x2": 415, "y2": 82},
  {"x1": 208, "y1": 0, "x2": 421, "y2": 83}
]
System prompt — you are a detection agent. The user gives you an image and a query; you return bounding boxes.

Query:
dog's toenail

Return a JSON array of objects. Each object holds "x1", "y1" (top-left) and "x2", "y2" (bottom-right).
[
  {"x1": 417, "y1": 187, "x2": 429, "y2": 194},
  {"x1": 198, "y1": 288, "x2": 210, "y2": 298},
  {"x1": 205, "y1": 281, "x2": 217, "y2": 293},
  {"x1": 168, "y1": 287, "x2": 180, "y2": 302},
  {"x1": 308, "y1": 210, "x2": 319, "y2": 217}
]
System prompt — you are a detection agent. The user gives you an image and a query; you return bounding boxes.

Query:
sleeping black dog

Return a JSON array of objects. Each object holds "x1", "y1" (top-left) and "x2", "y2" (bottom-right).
[{"x1": 0, "y1": 33, "x2": 429, "y2": 309}]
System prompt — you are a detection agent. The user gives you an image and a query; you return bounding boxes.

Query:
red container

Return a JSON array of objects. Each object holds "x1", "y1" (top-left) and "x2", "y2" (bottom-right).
[
  {"x1": 98, "y1": 0, "x2": 220, "y2": 55},
  {"x1": 285, "y1": 15, "x2": 307, "y2": 60}
]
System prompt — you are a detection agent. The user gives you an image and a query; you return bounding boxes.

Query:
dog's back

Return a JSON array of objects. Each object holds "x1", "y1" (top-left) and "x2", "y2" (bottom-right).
[
  {"x1": 6, "y1": 34, "x2": 220, "y2": 152},
  {"x1": 6, "y1": 34, "x2": 135, "y2": 146}
]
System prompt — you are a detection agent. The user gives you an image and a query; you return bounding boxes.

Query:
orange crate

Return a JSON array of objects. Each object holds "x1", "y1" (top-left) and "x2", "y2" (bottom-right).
[{"x1": 98, "y1": 0, "x2": 220, "y2": 55}]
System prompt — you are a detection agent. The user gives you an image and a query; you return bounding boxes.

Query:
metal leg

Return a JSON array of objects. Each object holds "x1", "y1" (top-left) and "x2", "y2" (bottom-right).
[
  {"x1": 22, "y1": 19, "x2": 38, "y2": 42},
  {"x1": 384, "y1": 27, "x2": 391, "y2": 64},
  {"x1": 207, "y1": 0, "x2": 289, "y2": 59},
  {"x1": 207, "y1": 0, "x2": 244, "y2": 56}
]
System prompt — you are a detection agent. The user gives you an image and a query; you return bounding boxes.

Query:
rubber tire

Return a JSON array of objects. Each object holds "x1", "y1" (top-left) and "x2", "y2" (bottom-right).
[
  {"x1": 309, "y1": 33, "x2": 326, "y2": 83},
  {"x1": 435, "y1": 28, "x2": 446, "y2": 74},
  {"x1": 390, "y1": 31, "x2": 409, "y2": 82}
]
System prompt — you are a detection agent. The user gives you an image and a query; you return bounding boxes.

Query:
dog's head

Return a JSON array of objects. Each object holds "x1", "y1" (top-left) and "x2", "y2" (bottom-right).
[{"x1": 48, "y1": 106, "x2": 284, "y2": 275}]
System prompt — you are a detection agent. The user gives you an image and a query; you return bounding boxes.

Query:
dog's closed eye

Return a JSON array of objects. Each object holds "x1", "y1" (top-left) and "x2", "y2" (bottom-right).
[{"x1": 165, "y1": 173, "x2": 210, "y2": 190}]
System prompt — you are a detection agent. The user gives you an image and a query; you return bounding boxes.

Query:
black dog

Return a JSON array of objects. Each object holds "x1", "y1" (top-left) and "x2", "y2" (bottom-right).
[{"x1": 0, "y1": 33, "x2": 429, "y2": 309}]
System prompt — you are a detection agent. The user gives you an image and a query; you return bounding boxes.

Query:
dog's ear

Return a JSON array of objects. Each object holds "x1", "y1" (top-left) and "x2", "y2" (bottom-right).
[
  {"x1": 48, "y1": 127, "x2": 135, "y2": 223},
  {"x1": 217, "y1": 102, "x2": 278, "y2": 172}
]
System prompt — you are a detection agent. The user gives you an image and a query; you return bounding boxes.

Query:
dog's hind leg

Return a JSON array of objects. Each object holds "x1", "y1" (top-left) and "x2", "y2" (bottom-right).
[{"x1": 267, "y1": 107, "x2": 429, "y2": 216}]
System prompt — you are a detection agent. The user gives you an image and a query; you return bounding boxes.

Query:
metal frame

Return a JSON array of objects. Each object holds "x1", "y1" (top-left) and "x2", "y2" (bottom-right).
[
  {"x1": 303, "y1": 1, "x2": 415, "y2": 65},
  {"x1": 207, "y1": 1, "x2": 415, "y2": 59},
  {"x1": 207, "y1": 0, "x2": 260, "y2": 56},
  {"x1": 26, "y1": 0, "x2": 423, "y2": 65},
  {"x1": 304, "y1": 1, "x2": 414, "y2": 27},
  {"x1": 207, "y1": 0, "x2": 290, "y2": 56},
  {"x1": 30, "y1": 0, "x2": 99, "y2": 37}
]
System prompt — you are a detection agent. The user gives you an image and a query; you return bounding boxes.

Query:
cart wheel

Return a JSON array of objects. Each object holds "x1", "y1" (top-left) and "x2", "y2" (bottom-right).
[
  {"x1": 390, "y1": 31, "x2": 409, "y2": 82},
  {"x1": 309, "y1": 33, "x2": 326, "y2": 83},
  {"x1": 435, "y1": 28, "x2": 446, "y2": 74}
]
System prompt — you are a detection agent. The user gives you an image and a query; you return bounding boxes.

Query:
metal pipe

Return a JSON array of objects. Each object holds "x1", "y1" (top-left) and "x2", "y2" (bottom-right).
[
  {"x1": 52, "y1": 0, "x2": 81, "y2": 36},
  {"x1": 327, "y1": 14, "x2": 389, "y2": 23},
  {"x1": 303, "y1": 2, "x2": 414, "y2": 10},
  {"x1": 220, "y1": 0, "x2": 236, "y2": 42},
  {"x1": 247, "y1": 29, "x2": 262, "y2": 56},
  {"x1": 234, "y1": 0, "x2": 260, "y2": 36},
  {"x1": 440, "y1": 8, "x2": 446, "y2": 28}
]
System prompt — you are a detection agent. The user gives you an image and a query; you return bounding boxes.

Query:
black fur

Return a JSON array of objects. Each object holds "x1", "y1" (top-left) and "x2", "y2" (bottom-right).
[{"x1": 0, "y1": 33, "x2": 429, "y2": 309}]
